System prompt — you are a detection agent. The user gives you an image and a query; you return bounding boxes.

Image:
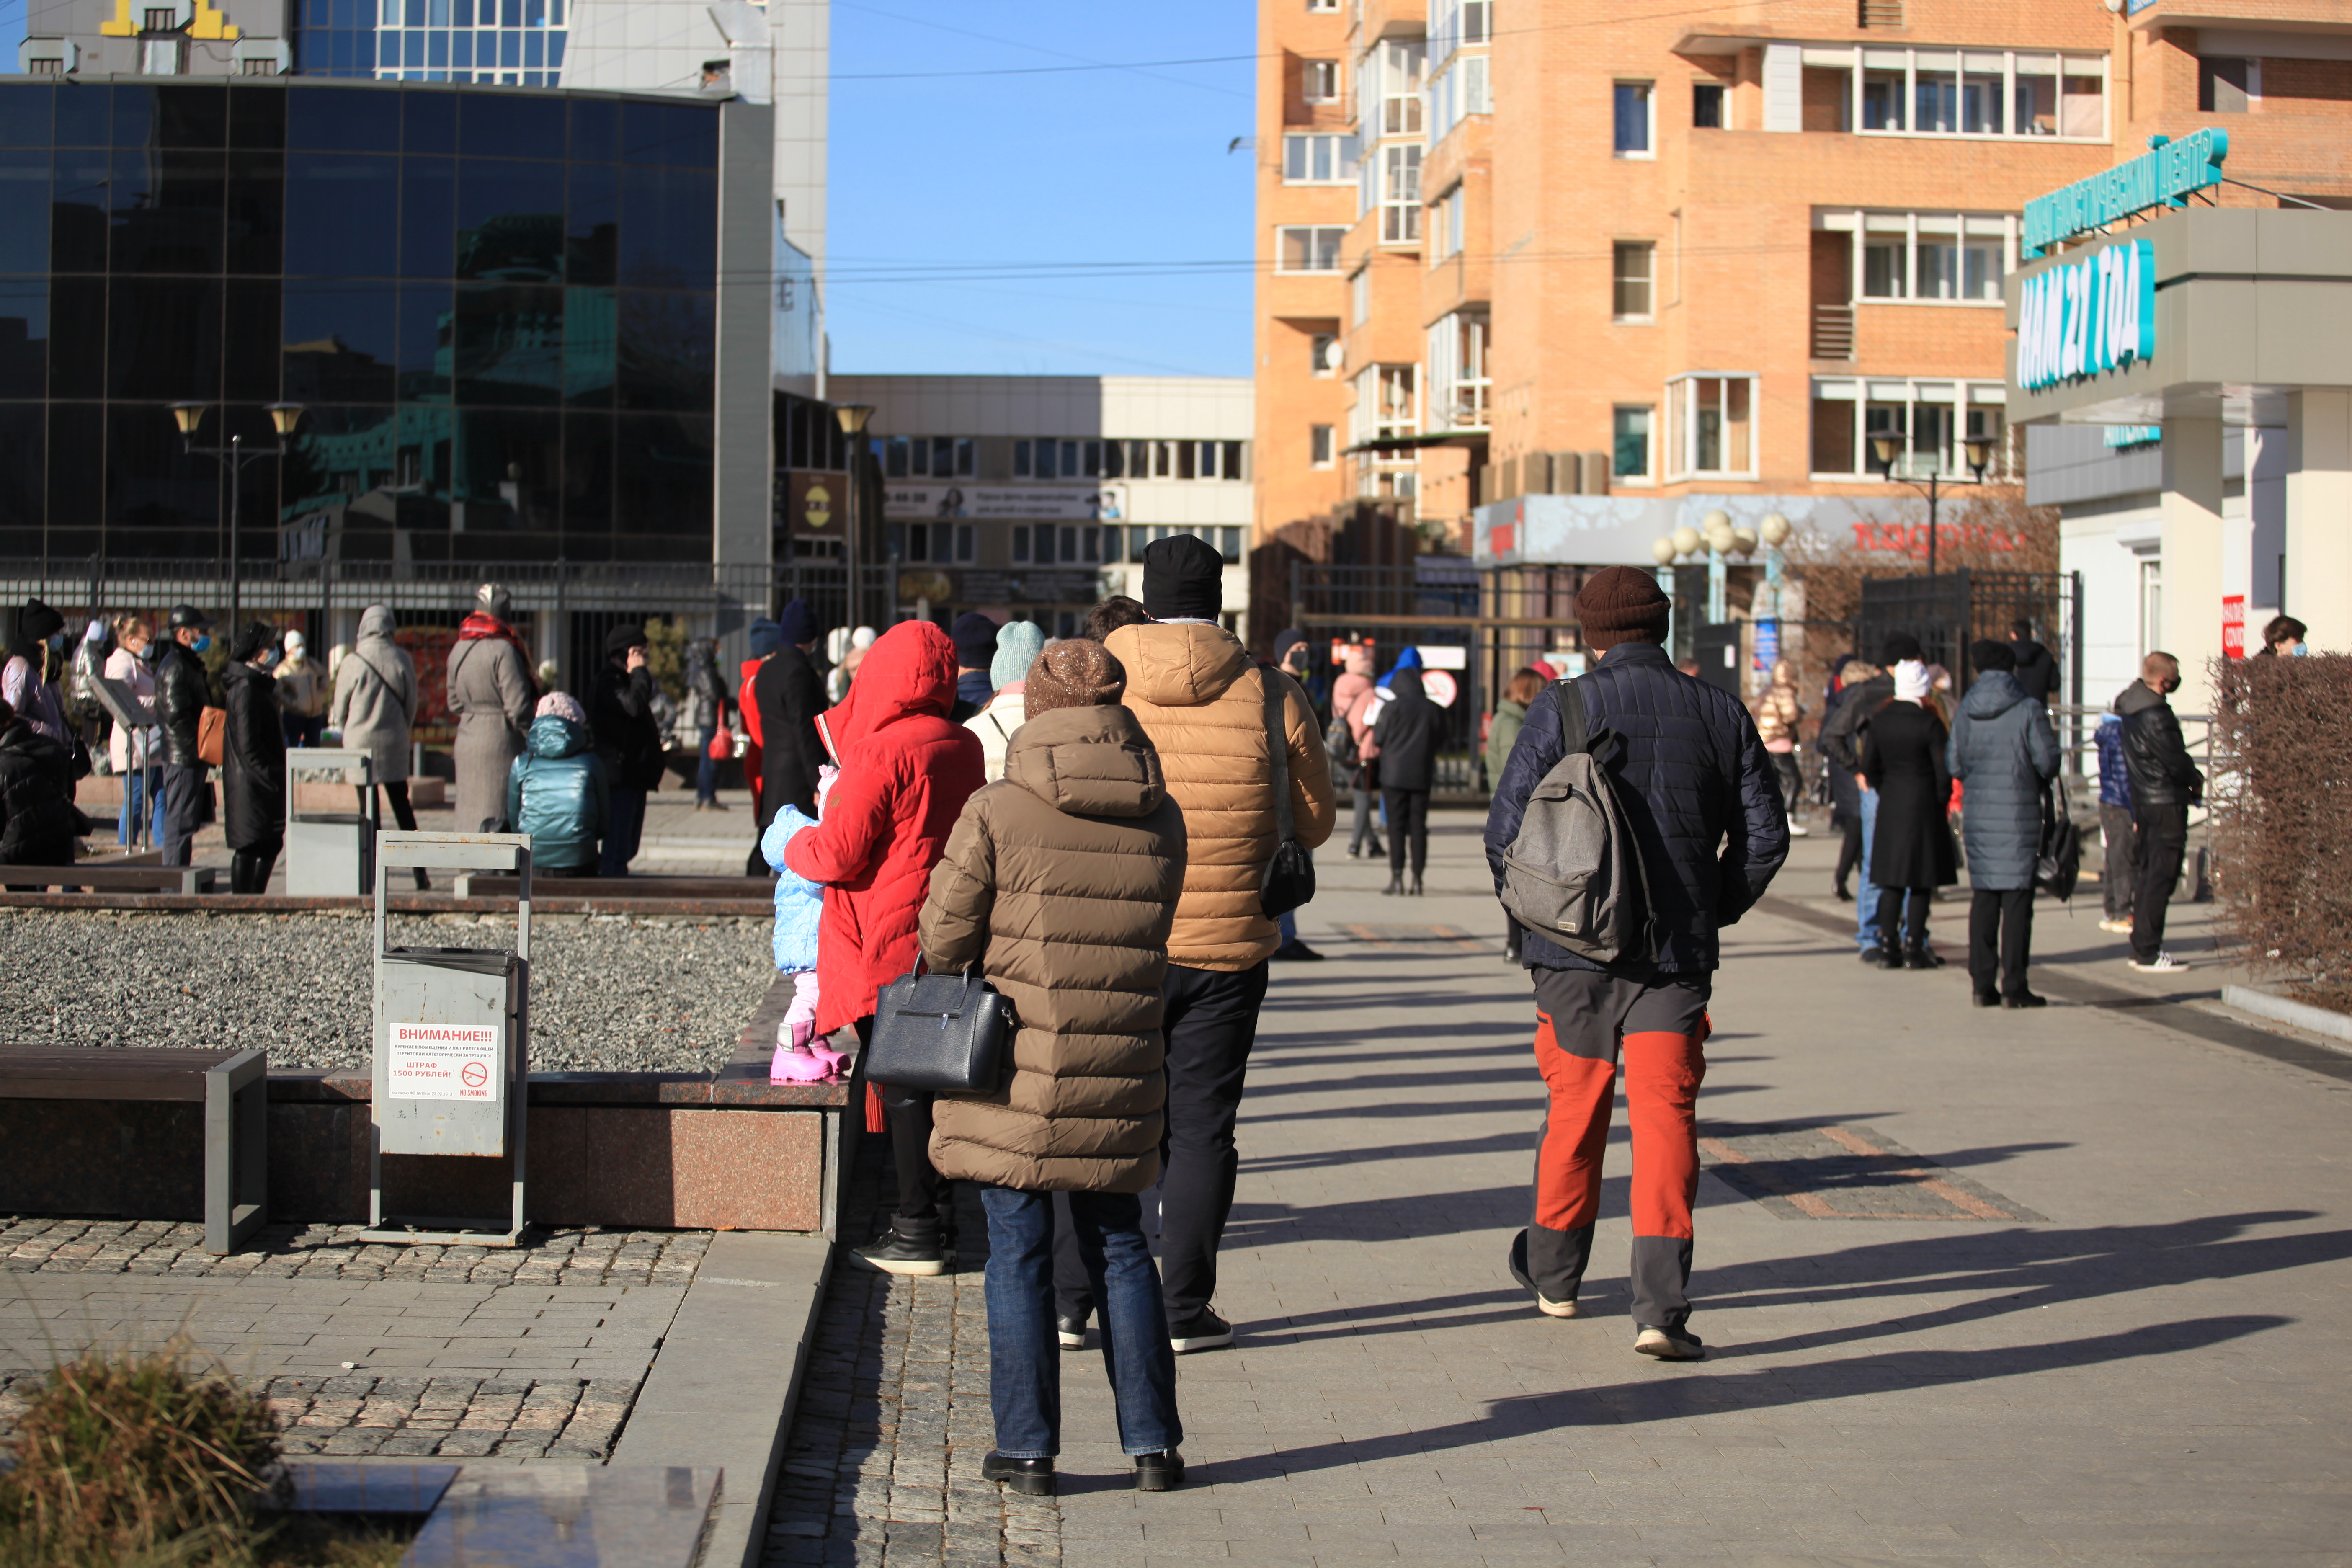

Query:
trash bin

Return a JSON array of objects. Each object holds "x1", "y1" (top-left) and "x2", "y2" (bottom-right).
[
  {"x1": 362, "y1": 830, "x2": 533, "y2": 1246},
  {"x1": 285, "y1": 748, "x2": 377, "y2": 897}
]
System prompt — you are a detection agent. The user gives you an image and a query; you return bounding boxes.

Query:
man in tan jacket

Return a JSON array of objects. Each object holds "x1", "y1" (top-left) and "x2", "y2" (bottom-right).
[{"x1": 1101, "y1": 534, "x2": 1337, "y2": 1352}]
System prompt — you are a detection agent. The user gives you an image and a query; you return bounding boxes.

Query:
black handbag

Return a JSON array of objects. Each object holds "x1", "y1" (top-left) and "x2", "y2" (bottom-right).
[
  {"x1": 865, "y1": 960, "x2": 1017, "y2": 1094},
  {"x1": 1259, "y1": 668, "x2": 1317, "y2": 918}
]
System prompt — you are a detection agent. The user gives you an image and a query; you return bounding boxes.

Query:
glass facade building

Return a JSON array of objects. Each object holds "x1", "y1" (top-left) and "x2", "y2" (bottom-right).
[
  {"x1": 294, "y1": 0, "x2": 573, "y2": 86},
  {"x1": 0, "y1": 77, "x2": 730, "y2": 567}
]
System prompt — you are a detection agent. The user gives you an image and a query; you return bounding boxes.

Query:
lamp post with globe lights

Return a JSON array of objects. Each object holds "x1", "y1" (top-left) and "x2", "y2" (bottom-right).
[{"x1": 1870, "y1": 433, "x2": 1996, "y2": 577}]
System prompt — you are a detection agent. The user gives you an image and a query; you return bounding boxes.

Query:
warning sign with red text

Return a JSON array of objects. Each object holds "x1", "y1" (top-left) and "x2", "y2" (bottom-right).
[{"x1": 386, "y1": 1023, "x2": 502, "y2": 1101}]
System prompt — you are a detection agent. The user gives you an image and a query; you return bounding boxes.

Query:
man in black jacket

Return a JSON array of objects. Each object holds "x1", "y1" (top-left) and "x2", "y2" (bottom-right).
[
  {"x1": 1816, "y1": 632, "x2": 1922, "y2": 954},
  {"x1": 2009, "y1": 619, "x2": 2059, "y2": 705},
  {"x1": 753, "y1": 598, "x2": 829, "y2": 834},
  {"x1": 590, "y1": 624, "x2": 663, "y2": 876},
  {"x1": 154, "y1": 604, "x2": 214, "y2": 868},
  {"x1": 1484, "y1": 566, "x2": 1788, "y2": 1361},
  {"x1": 2115, "y1": 651, "x2": 2203, "y2": 972}
]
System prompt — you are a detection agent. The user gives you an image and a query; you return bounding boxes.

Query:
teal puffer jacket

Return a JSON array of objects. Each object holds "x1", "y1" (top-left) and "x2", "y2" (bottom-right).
[{"x1": 506, "y1": 716, "x2": 609, "y2": 871}]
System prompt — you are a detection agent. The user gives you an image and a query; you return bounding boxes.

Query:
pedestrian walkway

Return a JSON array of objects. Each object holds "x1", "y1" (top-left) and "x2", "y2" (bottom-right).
[{"x1": 790, "y1": 809, "x2": 2351, "y2": 1566}]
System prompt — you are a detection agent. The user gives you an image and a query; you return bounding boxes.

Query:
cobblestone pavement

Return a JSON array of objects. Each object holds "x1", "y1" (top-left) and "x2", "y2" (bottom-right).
[
  {"x1": 761, "y1": 1137, "x2": 1058, "y2": 1568},
  {"x1": 2, "y1": 1217, "x2": 707, "y2": 1285}
]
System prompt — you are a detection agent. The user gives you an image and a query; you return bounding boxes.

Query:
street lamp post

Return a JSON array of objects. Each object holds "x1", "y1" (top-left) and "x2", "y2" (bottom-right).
[
  {"x1": 1870, "y1": 433, "x2": 1996, "y2": 578},
  {"x1": 833, "y1": 404, "x2": 876, "y2": 628},
  {"x1": 173, "y1": 403, "x2": 304, "y2": 633}
]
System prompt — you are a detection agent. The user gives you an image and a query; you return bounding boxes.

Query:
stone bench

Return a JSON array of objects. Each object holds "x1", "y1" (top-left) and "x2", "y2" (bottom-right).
[
  {"x1": 0, "y1": 863, "x2": 216, "y2": 893},
  {"x1": 0, "y1": 1045, "x2": 266, "y2": 1251}
]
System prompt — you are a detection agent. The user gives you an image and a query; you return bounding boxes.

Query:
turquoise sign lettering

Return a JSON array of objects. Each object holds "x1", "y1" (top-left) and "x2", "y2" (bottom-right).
[
  {"x1": 2022, "y1": 129, "x2": 2227, "y2": 257},
  {"x1": 2017, "y1": 239, "x2": 2156, "y2": 392}
]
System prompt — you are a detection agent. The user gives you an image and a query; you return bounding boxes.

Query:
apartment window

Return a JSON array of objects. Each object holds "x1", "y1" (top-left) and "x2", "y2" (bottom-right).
[
  {"x1": 240, "y1": 54, "x2": 276, "y2": 74},
  {"x1": 885, "y1": 436, "x2": 976, "y2": 479},
  {"x1": 27, "y1": 56, "x2": 63, "y2": 74},
  {"x1": 1304, "y1": 59, "x2": 1341, "y2": 102},
  {"x1": 903, "y1": 522, "x2": 972, "y2": 565},
  {"x1": 143, "y1": 8, "x2": 175, "y2": 28},
  {"x1": 1015, "y1": 439, "x2": 1087, "y2": 479},
  {"x1": 1430, "y1": 185, "x2": 1465, "y2": 261},
  {"x1": 1284, "y1": 133, "x2": 1358, "y2": 184},
  {"x1": 2199, "y1": 57, "x2": 2255, "y2": 113},
  {"x1": 1612, "y1": 242, "x2": 1655, "y2": 321},
  {"x1": 1612, "y1": 406, "x2": 1653, "y2": 480},
  {"x1": 1613, "y1": 82, "x2": 1653, "y2": 156},
  {"x1": 1380, "y1": 145, "x2": 1421, "y2": 242},
  {"x1": 1310, "y1": 425, "x2": 1336, "y2": 467},
  {"x1": 1669, "y1": 374, "x2": 1755, "y2": 477},
  {"x1": 1433, "y1": 0, "x2": 1491, "y2": 58},
  {"x1": 1306, "y1": 0, "x2": 1338, "y2": 10},
  {"x1": 1434, "y1": 54, "x2": 1491, "y2": 134},
  {"x1": 1277, "y1": 226, "x2": 1345, "y2": 272},
  {"x1": 1809, "y1": 378, "x2": 2008, "y2": 478},
  {"x1": 1350, "y1": 266, "x2": 1369, "y2": 326},
  {"x1": 1310, "y1": 331, "x2": 1338, "y2": 377},
  {"x1": 1862, "y1": 235, "x2": 1907, "y2": 298},
  {"x1": 1839, "y1": 48, "x2": 2106, "y2": 138},
  {"x1": 1377, "y1": 40, "x2": 1426, "y2": 136},
  {"x1": 1427, "y1": 311, "x2": 1490, "y2": 429},
  {"x1": 1693, "y1": 82, "x2": 1725, "y2": 128},
  {"x1": 1918, "y1": 233, "x2": 2004, "y2": 300},
  {"x1": 1353, "y1": 364, "x2": 1419, "y2": 448},
  {"x1": 1862, "y1": 70, "x2": 1905, "y2": 130},
  {"x1": 1848, "y1": 212, "x2": 2013, "y2": 304}
]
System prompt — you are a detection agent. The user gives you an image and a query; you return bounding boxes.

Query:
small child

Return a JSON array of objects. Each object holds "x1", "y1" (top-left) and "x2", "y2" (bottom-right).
[{"x1": 761, "y1": 772, "x2": 845, "y2": 1081}]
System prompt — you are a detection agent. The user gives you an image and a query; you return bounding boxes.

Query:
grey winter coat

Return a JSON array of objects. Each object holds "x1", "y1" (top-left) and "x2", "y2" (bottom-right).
[
  {"x1": 328, "y1": 606, "x2": 417, "y2": 784},
  {"x1": 1946, "y1": 671, "x2": 2060, "y2": 891},
  {"x1": 447, "y1": 628, "x2": 535, "y2": 832}
]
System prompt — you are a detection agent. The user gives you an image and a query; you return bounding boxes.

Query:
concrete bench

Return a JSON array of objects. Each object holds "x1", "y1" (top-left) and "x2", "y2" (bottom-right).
[
  {"x1": 0, "y1": 1046, "x2": 266, "y2": 1252},
  {"x1": 449, "y1": 872, "x2": 768, "y2": 902},
  {"x1": 0, "y1": 864, "x2": 217, "y2": 893}
]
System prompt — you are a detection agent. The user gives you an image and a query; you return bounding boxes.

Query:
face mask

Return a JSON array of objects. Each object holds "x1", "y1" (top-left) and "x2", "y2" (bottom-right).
[
  {"x1": 192, "y1": 634, "x2": 211, "y2": 655},
  {"x1": 2292, "y1": 643, "x2": 2309, "y2": 658}
]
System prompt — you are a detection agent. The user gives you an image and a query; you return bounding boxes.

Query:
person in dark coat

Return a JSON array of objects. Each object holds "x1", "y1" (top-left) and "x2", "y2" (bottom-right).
[
  {"x1": 753, "y1": 599, "x2": 829, "y2": 834},
  {"x1": 154, "y1": 605, "x2": 214, "y2": 869},
  {"x1": 2008, "y1": 620, "x2": 2058, "y2": 705},
  {"x1": 1484, "y1": 565, "x2": 1788, "y2": 1361},
  {"x1": 2092, "y1": 711, "x2": 2136, "y2": 932},
  {"x1": 683, "y1": 638, "x2": 731, "y2": 810},
  {"x1": 2116, "y1": 651, "x2": 2203, "y2": 972},
  {"x1": 1818, "y1": 633, "x2": 1921, "y2": 952},
  {"x1": 1369, "y1": 665, "x2": 1439, "y2": 895},
  {"x1": 0, "y1": 695, "x2": 86, "y2": 878},
  {"x1": 220, "y1": 623, "x2": 287, "y2": 894},
  {"x1": 589, "y1": 623, "x2": 663, "y2": 876},
  {"x1": 1858, "y1": 660, "x2": 1958, "y2": 970},
  {"x1": 1821, "y1": 655, "x2": 1870, "y2": 901},
  {"x1": 1947, "y1": 640, "x2": 2060, "y2": 1007},
  {"x1": 949, "y1": 611, "x2": 999, "y2": 721}
]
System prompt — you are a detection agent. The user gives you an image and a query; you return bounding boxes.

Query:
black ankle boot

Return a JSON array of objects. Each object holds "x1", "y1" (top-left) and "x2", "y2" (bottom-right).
[
  {"x1": 982, "y1": 1453, "x2": 1055, "y2": 1495},
  {"x1": 1382, "y1": 874, "x2": 1402, "y2": 895},
  {"x1": 1408, "y1": 873, "x2": 1424, "y2": 896},
  {"x1": 1903, "y1": 940, "x2": 1940, "y2": 970}
]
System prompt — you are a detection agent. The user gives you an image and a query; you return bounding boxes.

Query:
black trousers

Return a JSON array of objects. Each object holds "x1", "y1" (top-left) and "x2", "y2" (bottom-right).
[
  {"x1": 1835, "y1": 815, "x2": 1862, "y2": 892},
  {"x1": 1876, "y1": 886, "x2": 1931, "y2": 945},
  {"x1": 1383, "y1": 788, "x2": 1430, "y2": 877},
  {"x1": 160, "y1": 763, "x2": 206, "y2": 867},
  {"x1": 1968, "y1": 887, "x2": 2034, "y2": 998},
  {"x1": 1153, "y1": 961, "x2": 1270, "y2": 1325},
  {"x1": 2099, "y1": 803, "x2": 2139, "y2": 920},
  {"x1": 858, "y1": 1014, "x2": 948, "y2": 1239},
  {"x1": 2131, "y1": 803, "x2": 2190, "y2": 962},
  {"x1": 231, "y1": 839, "x2": 283, "y2": 895}
]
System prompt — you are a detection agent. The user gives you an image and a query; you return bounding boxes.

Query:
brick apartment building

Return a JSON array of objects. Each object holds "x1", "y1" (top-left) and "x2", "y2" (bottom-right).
[{"x1": 1252, "y1": 0, "x2": 2351, "y2": 683}]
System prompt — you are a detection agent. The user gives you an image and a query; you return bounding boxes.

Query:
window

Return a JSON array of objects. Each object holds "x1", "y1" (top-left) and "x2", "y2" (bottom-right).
[
  {"x1": 1283, "y1": 133, "x2": 1358, "y2": 184},
  {"x1": 2199, "y1": 57, "x2": 2254, "y2": 113},
  {"x1": 1380, "y1": 145, "x2": 1421, "y2": 242},
  {"x1": 1863, "y1": 235, "x2": 1907, "y2": 298},
  {"x1": 1310, "y1": 331, "x2": 1338, "y2": 377},
  {"x1": 27, "y1": 56, "x2": 63, "y2": 74},
  {"x1": 1307, "y1": 0, "x2": 1338, "y2": 10},
  {"x1": 885, "y1": 435, "x2": 975, "y2": 479},
  {"x1": 1432, "y1": 0, "x2": 1491, "y2": 60},
  {"x1": 1612, "y1": 242, "x2": 1655, "y2": 321},
  {"x1": 1669, "y1": 374, "x2": 1755, "y2": 477},
  {"x1": 1694, "y1": 82, "x2": 1725, "y2": 128},
  {"x1": 1831, "y1": 48, "x2": 2104, "y2": 139},
  {"x1": 1304, "y1": 59, "x2": 1341, "y2": 102},
  {"x1": 1613, "y1": 82, "x2": 1653, "y2": 155},
  {"x1": 1350, "y1": 266, "x2": 1369, "y2": 326},
  {"x1": 1012, "y1": 525, "x2": 1030, "y2": 562},
  {"x1": 1808, "y1": 378, "x2": 2008, "y2": 477},
  {"x1": 1862, "y1": 71, "x2": 1904, "y2": 129},
  {"x1": 143, "y1": 7, "x2": 175, "y2": 28},
  {"x1": 1612, "y1": 406, "x2": 1653, "y2": 480},
  {"x1": 1846, "y1": 212, "x2": 2012, "y2": 304},
  {"x1": 141, "y1": 35, "x2": 184, "y2": 73},
  {"x1": 1427, "y1": 311, "x2": 1490, "y2": 428},
  {"x1": 1277, "y1": 226, "x2": 1345, "y2": 272},
  {"x1": 240, "y1": 54, "x2": 277, "y2": 74},
  {"x1": 1310, "y1": 425, "x2": 1336, "y2": 467},
  {"x1": 1431, "y1": 185, "x2": 1465, "y2": 261},
  {"x1": 1376, "y1": 40, "x2": 1425, "y2": 136}
]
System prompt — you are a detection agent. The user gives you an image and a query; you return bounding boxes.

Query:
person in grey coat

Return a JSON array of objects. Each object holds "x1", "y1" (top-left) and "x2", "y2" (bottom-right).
[
  {"x1": 447, "y1": 583, "x2": 537, "y2": 833},
  {"x1": 330, "y1": 603, "x2": 427, "y2": 889},
  {"x1": 1947, "y1": 639, "x2": 2060, "y2": 1008}
]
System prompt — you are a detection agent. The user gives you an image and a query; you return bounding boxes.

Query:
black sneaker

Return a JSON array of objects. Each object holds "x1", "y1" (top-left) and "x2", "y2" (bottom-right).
[
  {"x1": 1056, "y1": 1313, "x2": 1087, "y2": 1351},
  {"x1": 1168, "y1": 1309, "x2": 1233, "y2": 1354},
  {"x1": 851, "y1": 1224, "x2": 948, "y2": 1277},
  {"x1": 2003, "y1": 991, "x2": 2048, "y2": 1009},
  {"x1": 1633, "y1": 1325, "x2": 1705, "y2": 1361},
  {"x1": 1270, "y1": 940, "x2": 1325, "y2": 962},
  {"x1": 981, "y1": 1453, "x2": 1055, "y2": 1496},
  {"x1": 1133, "y1": 1451, "x2": 1185, "y2": 1491}
]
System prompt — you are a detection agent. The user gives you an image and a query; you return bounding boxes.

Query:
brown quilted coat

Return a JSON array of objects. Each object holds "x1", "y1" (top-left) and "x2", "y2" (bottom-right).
[
  {"x1": 919, "y1": 704, "x2": 1188, "y2": 1194},
  {"x1": 1101, "y1": 622, "x2": 1338, "y2": 970}
]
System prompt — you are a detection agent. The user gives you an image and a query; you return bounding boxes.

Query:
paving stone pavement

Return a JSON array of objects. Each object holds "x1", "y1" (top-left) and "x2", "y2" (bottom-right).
[
  {"x1": 796, "y1": 813, "x2": 2351, "y2": 1566},
  {"x1": 0, "y1": 1222, "x2": 707, "y2": 1462}
]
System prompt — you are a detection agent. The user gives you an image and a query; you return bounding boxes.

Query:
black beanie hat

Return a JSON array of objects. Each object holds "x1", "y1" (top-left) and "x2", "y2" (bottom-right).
[
  {"x1": 949, "y1": 610, "x2": 999, "y2": 667},
  {"x1": 231, "y1": 621, "x2": 274, "y2": 662},
  {"x1": 1970, "y1": 638, "x2": 2015, "y2": 673},
  {"x1": 604, "y1": 623, "x2": 647, "y2": 660},
  {"x1": 1881, "y1": 631, "x2": 1925, "y2": 665},
  {"x1": 1142, "y1": 534, "x2": 1223, "y2": 620},
  {"x1": 16, "y1": 598, "x2": 62, "y2": 643}
]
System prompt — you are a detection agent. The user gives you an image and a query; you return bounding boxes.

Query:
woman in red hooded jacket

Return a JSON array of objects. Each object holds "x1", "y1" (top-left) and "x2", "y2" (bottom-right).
[{"x1": 784, "y1": 619, "x2": 986, "y2": 1276}]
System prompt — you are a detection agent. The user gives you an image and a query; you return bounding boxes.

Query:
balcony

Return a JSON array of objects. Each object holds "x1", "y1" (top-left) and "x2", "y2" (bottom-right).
[{"x1": 1812, "y1": 305, "x2": 1856, "y2": 361}]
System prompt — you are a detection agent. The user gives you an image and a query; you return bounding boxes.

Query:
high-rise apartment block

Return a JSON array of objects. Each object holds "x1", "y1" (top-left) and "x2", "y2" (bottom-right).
[{"x1": 1254, "y1": 0, "x2": 2351, "y2": 668}]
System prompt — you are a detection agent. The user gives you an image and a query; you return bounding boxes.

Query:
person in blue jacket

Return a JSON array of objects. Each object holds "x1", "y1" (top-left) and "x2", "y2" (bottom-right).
[
  {"x1": 506, "y1": 693, "x2": 609, "y2": 877},
  {"x1": 2092, "y1": 708, "x2": 2136, "y2": 934}
]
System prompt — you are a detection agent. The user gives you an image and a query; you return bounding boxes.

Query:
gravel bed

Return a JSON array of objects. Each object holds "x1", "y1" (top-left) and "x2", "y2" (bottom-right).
[{"x1": 0, "y1": 909, "x2": 774, "y2": 1073}]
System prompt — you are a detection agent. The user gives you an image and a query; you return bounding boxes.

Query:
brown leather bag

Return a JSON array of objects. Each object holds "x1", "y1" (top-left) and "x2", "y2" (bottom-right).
[{"x1": 197, "y1": 705, "x2": 226, "y2": 767}]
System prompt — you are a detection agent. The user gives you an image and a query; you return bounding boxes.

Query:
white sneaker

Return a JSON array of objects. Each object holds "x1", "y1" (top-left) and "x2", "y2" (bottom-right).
[
  {"x1": 2097, "y1": 917, "x2": 2132, "y2": 934},
  {"x1": 1787, "y1": 823, "x2": 1810, "y2": 837},
  {"x1": 1535, "y1": 1293, "x2": 1581, "y2": 1319},
  {"x1": 2128, "y1": 952, "x2": 2188, "y2": 972}
]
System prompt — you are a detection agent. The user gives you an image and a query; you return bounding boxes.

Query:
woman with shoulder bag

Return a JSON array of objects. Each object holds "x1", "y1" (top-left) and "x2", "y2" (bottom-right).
[{"x1": 918, "y1": 639, "x2": 1189, "y2": 1498}]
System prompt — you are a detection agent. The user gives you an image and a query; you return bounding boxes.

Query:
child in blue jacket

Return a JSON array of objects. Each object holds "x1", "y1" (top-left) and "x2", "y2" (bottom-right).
[{"x1": 761, "y1": 795, "x2": 838, "y2": 1079}]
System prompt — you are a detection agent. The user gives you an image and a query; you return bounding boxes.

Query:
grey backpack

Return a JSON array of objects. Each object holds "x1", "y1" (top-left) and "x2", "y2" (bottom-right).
[{"x1": 1499, "y1": 679, "x2": 1654, "y2": 965}]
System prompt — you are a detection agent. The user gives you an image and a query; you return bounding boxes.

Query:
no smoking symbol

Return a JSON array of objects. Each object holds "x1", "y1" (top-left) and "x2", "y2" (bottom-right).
[{"x1": 460, "y1": 1062, "x2": 490, "y2": 1090}]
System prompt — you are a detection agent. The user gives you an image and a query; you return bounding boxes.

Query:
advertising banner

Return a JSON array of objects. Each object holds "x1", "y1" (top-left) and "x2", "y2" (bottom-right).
[{"x1": 884, "y1": 485, "x2": 1127, "y2": 522}]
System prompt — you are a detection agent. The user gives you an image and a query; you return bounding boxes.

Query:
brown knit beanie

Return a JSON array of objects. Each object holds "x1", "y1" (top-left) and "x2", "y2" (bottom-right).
[
  {"x1": 1024, "y1": 640, "x2": 1126, "y2": 716},
  {"x1": 1577, "y1": 566, "x2": 1671, "y2": 653}
]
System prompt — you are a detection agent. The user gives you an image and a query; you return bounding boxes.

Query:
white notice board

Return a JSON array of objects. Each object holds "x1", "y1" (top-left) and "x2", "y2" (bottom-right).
[{"x1": 386, "y1": 1022, "x2": 502, "y2": 1101}]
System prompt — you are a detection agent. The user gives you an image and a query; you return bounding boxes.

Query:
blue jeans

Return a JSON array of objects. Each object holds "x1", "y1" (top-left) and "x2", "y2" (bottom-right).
[
  {"x1": 1277, "y1": 909, "x2": 1296, "y2": 947},
  {"x1": 980, "y1": 1186, "x2": 1181, "y2": 1461},
  {"x1": 1855, "y1": 787, "x2": 1882, "y2": 949},
  {"x1": 696, "y1": 723, "x2": 719, "y2": 804},
  {"x1": 600, "y1": 787, "x2": 647, "y2": 876},
  {"x1": 119, "y1": 766, "x2": 163, "y2": 848}
]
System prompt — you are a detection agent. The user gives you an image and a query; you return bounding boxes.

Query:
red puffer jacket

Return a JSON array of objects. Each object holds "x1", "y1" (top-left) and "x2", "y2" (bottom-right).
[{"x1": 783, "y1": 621, "x2": 985, "y2": 1036}]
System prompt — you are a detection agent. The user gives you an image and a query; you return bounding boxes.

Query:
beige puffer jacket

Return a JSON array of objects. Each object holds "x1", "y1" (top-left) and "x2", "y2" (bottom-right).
[
  {"x1": 1102, "y1": 622, "x2": 1338, "y2": 970},
  {"x1": 920, "y1": 704, "x2": 1187, "y2": 1194}
]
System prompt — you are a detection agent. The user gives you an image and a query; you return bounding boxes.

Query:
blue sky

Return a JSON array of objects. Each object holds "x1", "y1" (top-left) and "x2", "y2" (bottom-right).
[{"x1": 825, "y1": 0, "x2": 1257, "y2": 378}]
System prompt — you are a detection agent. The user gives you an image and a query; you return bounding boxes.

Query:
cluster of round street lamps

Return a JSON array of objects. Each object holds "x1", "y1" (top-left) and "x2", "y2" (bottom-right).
[{"x1": 1651, "y1": 509, "x2": 1792, "y2": 568}]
